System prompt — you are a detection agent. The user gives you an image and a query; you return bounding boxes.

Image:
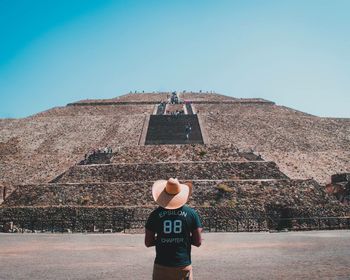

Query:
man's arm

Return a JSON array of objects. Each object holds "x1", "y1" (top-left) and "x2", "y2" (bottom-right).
[
  {"x1": 191, "y1": 227, "x2": 203, "y2": 247},
  {"x1": 145, "y1": 229, "x2": 156, "y2": 247}
]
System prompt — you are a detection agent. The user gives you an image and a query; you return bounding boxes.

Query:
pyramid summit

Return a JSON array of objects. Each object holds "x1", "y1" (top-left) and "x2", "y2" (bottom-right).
[{"x1": 0, "y1": 91, "x2": 349, "y2": 232}]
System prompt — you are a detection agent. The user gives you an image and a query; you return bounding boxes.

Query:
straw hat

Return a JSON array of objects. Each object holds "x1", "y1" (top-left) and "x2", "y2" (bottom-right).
[{"x1": 152, "y1": 178, "x2": 192, "y2": 209}]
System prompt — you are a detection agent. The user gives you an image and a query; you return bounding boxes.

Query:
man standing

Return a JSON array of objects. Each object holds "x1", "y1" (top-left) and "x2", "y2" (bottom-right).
[{"x1": 145, "y1": 178, "x2": 202, "y2": 280}]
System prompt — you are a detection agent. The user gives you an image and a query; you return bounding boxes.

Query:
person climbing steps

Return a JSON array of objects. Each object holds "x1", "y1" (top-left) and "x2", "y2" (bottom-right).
[{"x1": 185, "y1": 123, "x2": 192, "y2": 140}]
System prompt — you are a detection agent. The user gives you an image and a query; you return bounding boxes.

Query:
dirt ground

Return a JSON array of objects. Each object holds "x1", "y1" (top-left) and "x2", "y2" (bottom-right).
[{"x1": 1, "y1": 231, "x2": 350, "y2": 280}]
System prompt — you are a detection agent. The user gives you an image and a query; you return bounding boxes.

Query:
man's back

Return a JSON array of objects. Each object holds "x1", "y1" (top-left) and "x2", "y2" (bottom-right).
[
  {"x1": 146, "y1": 205, "x2": 202, "y2": 267},
  {"x1": 145, "y1": 178, "x2": 202, "y2": 280}
]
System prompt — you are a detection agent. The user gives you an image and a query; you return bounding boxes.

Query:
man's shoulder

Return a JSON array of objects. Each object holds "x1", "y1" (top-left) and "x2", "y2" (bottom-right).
[
  {"x1": 149, "y1": 206, "x2": 162, "y2": 217},
  {"x1": 182, "y1": 205, "x2": 198, "y2": 215}
]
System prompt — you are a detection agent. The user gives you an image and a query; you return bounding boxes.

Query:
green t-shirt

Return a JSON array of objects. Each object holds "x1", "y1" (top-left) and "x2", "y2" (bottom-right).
[{"x1": 145, "y1": 205, "x2": 202, "y2": 267}]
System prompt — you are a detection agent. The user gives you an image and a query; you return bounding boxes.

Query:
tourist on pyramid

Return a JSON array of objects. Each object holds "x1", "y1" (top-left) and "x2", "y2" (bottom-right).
[
  {"x1": 185, "y1": 124, "x2": 192, "y2": 140},
  {"x1": 145, "y1": 178, "x2": 202, "y2": 280}
]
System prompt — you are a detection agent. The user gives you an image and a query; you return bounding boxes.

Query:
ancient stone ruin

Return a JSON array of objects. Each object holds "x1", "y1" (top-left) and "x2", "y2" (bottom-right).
[{"x1": 0, "y1": 92, "x2": 349, "y2": 232}]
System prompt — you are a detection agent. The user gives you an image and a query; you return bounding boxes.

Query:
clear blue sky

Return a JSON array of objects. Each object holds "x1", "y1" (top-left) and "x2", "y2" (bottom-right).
[{"x1": 0, "y1": 0, "x2": 349, "y2": 118}]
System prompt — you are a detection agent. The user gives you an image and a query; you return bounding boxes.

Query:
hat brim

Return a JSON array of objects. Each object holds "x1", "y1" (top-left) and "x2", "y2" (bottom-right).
[{"x1": 152, "y1": 180, "x2": 191, "y2": 209}]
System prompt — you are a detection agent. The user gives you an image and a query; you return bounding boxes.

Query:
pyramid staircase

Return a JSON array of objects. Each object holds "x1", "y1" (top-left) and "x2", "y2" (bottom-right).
[
  {"x1": 1, "y1": 144, "x2": 348, "y2": 233},
  {"x1": 145, "y1": 100, "x2": 204, "y2": 145},
  {"x1": 145, "y1": 115, "x2": 204, "y2": 145}
]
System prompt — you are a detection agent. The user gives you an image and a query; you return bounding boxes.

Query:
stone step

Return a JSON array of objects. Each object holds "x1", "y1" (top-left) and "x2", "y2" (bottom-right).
[
  {"x1": 109, "y1": 144, "x2": 261, "y2": 164},
  {"x1": 52, "y1": 161, "x2": 289, "y2": 183},
  {"x1": 185, "y1": 103, "x2": 193, "y2": 114}
]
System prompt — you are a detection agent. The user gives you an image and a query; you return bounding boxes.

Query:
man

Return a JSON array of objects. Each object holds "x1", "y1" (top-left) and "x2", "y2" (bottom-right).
[
  {"x1": 145, "y1": 178, "x2": 202, "y2": 280},
  {"x1": 185, "y1": 124, "x2": 192, "y2": 140}
]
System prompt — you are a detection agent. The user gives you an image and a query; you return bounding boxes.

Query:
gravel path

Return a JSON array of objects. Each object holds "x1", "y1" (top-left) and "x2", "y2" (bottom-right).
[{"x1": 1, "y1": 231, "x2": 350, "y2": 280}]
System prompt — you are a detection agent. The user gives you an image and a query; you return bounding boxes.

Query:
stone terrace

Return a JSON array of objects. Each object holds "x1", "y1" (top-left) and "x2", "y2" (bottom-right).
[
  {"x1": 3, "y1": 180, "x2": 346, "y2": 218},
  {"x1": 262, "y1": 150, "x2": 350, "y2": 184},
  {"x1": 72, "y1": 92, "x2": 169, "y2": 104},
  {"x1": 181, "y1": 92, "x2": 274, "y2": 104},
  {"x1": 53, "y1": 161, "x2": 288, "y2": 183},
  {"x1": 3, "y1": 178, "x2": 349, "y2": 234}
]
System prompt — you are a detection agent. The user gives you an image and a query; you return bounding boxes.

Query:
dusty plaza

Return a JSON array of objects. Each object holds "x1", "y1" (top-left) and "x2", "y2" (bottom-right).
[{"x1": 1, "y1": 231, "x2": 350, "y2": 280}]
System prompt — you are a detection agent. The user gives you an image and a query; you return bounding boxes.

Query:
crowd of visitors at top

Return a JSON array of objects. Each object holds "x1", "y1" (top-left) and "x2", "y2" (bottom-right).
[{"x1": 156, "y1": 92, "x2": 195, "y2": 116}]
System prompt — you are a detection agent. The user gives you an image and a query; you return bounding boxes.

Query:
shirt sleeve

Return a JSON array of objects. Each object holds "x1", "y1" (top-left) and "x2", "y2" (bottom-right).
[
  {"x1": 145, "y1": 211, "x2": 157, "y2": 232},
  {"x1": 191, "y1": 209, "x2": 203, "y2": 230}
]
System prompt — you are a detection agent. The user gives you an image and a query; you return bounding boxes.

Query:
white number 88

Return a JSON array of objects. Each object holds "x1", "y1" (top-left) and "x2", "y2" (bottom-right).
[{"x1": 163, "y1": 220, "x2": 182, "y2": 234}]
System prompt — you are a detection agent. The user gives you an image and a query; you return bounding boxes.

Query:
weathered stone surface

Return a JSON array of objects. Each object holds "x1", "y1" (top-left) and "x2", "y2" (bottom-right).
[
  {"x1": 54, "y1": 161, "x2": 288, "y2": 183},
  {"x1": 73, "y1": 92, "x2": 169, "y2": 104},
  {"x1": 0, "y1": 106, "x2": 150, "y2": 186},
  {"x1": 1, "y1": 92, "x2": 349, "y2": 186},
  {"x1": 197, "y1": 102, "x2": 350, "y2": 184}
]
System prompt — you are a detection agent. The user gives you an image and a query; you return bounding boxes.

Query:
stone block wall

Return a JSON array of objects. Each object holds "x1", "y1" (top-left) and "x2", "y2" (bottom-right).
[
  {"x1": 2, "y1": 201, "x2": 349, "y2": 233},
  {"x1": 4, "y1": 179, "x2": 347, "y2": 218},
  {"x1": 0, "y1": 206, "x2": 268, "y2": 232}
]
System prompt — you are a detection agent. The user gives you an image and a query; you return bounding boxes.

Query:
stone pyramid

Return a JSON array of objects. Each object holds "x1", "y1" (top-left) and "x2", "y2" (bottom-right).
[{"x1": 1, "y1": 92, "x2": 349, "y2": 232}]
